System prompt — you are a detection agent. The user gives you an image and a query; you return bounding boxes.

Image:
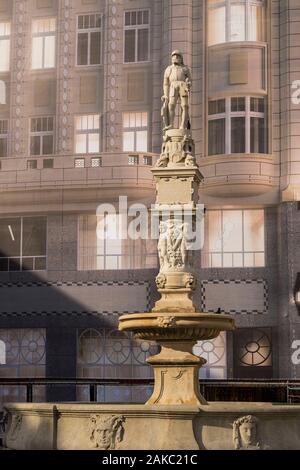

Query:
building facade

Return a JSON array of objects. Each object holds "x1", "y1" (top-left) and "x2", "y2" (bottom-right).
[{"x1": 0, "y1": 0, "x2": 299, "y2": 403}]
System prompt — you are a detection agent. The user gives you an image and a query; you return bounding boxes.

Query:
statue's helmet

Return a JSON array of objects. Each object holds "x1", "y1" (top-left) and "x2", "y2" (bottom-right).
[{"x1": 171, "y1": 50, "x2": 183, "y2": 59}]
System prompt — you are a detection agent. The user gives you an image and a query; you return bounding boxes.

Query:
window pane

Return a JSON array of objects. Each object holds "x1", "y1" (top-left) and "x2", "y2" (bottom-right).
[
  {"x1": 123, "y1": 131, "x2": 134, "y2": 151},
  {"x1": 42, "y1": 135, "x2": 53, "y2": 155},
  {"x1": 209, "y1": 99, "x2": 225, "y2": 115},
  {"x1": 0, "y1": 138, "x2": 7, "y2": 157},
  {"x1": 30, "y1": 136, "x2": 41, "y2": 156},
  {"x1": 137, "y1": 28, "x2": 148, "y2": 62},
  {"x1": 32, "y1": 37, "x2": 43, "y2": 69},
  {"x1": 208, "y1": 119, "x2": 225, "y2": 155},
  {"x1": 249, "y1": 5, "x2": 264, "y2": 41},
  {"x1": 0, "y1": 39, "x2": 10, "y2": 71},
  {"x1": 136, "y1": 130, "x2": 148, "y2": 152},
  {"x1": 76, "y1": 134, "x2": 87, "y2": 154},
  {"x1": 251, "y1": 117, "x2": 267, "y2": 153},
  {"x1": 231, "y1": 97, "x2": 245, "y2": 112},
  {"x1": 123, "y1": 113, "x2": 130, "y2": 128},
  {"x1": 124, "y1": 30, "x2": 135, "y2": 63},
  {"x1": 22, "y1": 218, "x2": 47, "y2": 257},
  {"x1": 207, "y1": 211, "x2": 222, "y2": 253},
  {"x1": 0, "y1": 218, "x2": 21, "y2": 257},
  {"x1": 251, "y1": 97, "x2": 265, "y2": 113},
  {"x1": 223, "y1": 210, "x2": 243, "y2": 252},
  {"x1": 208, "y1": 6, "x2": 226, "y2": 46},
  {"x1": 77, "y1": 33, "x2": 88, "y2": 65},
  {"x1": 90, "y1": 31, "x2": 101, "y2": 65},
  {"x1": 88, "y1": 133, "x2": 99, "y2": 153},
  {"x1": 44, "y1": 36, "x2": 55, "y2": 68},
  {"x1": 243, "y1": 210, "x2": 264, "y2": 253},
  {"x1": 231, "y1": 117, "x2": 245, "y2": 153},
  {"x1": 230, "y1": 4, "x2": 246, "y2": 42}
]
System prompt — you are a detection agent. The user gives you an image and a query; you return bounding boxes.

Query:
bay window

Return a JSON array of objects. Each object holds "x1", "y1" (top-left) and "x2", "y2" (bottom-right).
[{"x1": 208, "y1": 0, "x2": 265, "y2": 46}]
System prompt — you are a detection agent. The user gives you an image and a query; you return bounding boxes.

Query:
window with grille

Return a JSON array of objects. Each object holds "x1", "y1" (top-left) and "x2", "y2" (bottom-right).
[
  {"x1": 30, "y1": 117, "x2": 54, "y2": 156},
  {"x1": 77, "y1": 14, "x2": 102, "y2": 66},
  {"x1": 32, "y1": 18, "x2": 56, "y2": 69},
  {"x1": 124, "y1": 10, "x2": 150, "y2": 63}
]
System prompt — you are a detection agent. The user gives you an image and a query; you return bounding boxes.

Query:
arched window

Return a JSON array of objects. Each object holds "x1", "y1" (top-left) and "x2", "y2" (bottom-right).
[
  {"x1": 0, "y1": 340, "x2": 6, "y2": 364},
  {"x1": 0, "y1": 80, "x2": 6, "y2": 105}
]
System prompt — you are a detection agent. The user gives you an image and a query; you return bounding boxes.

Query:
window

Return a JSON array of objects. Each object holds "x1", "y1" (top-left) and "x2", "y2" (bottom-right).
[
  {"x1": 128, "y1": 155, "x2": 139, "y2": 165},
  {"x1": 27, "y1": 159, "x2": 37, "y2": 169},
  {"x1": 0, "y1": 329, "x2": 46, "y2": 402},
  {"x1": 0, "y1": 80, "x2": 6, "y2": 104},
  {"x1": 124, "y1": 10, "x2": 149, "y2": 63},
  {"x1": 0, "y1": 119, "x2": 8, "y2": 158},
  {"x1": 75, "y1": 158, "x2": 85, "y2": 168},
  {"x1": 91, "y1": 157, "x2": 102, "y2": 167},
  {"x1": 194, "y1": 332, "x2": 227, "y2": 379},
  {"x1": 201, "y1": 209, "x2": 265, "y2": 268},
  {"x1": 43, "y1": 158, "x2": 53, "y2": 168},
  {"x1": 32, "y1": 18, "x2": 56, "y2": 69},
  {"x1": 77, "y1": 14, "x2": 102, "y2": 66},
  {"x1": 0, "y1": 22, "x2": 10, "y2": 72},
  {"x1": 30, "y1": 117, "x2": 54, "y2": 156},
  {"x1": 75, "y1": 115, "x2": 100, "y2": 154},
  {"x1": 123, "y1": 112, "x2": 148, "y2": 152},
  {"x1": 143, "y1": 155, "x2": 152, "y2": 166},
  {"x1": 208, "y1": 0, "x2": 265, "y2": 46},
  {"x1": 0, "y1": 217, "x2": 47, "y2": 271},
  {"x1": 208, "y1": 96, "x2": 267, "y2": 155},
  {"x1": 78, "y1": 214, "x2": 157, "y2": 270}
]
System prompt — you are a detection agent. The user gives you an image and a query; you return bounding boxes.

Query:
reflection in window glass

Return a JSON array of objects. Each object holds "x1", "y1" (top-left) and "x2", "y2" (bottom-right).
[
  {"x1": 0, "y1": 22, "x2": 10, "y2": 72},
  {"x1": 0, "y1": 217, "x2": 47, "y2": 271},
  {"x1": 202, "y1": 209, "x2": 265, "y2": 268},
  {"x1": 32, "y1": 18, "x2": 56, "y2": 69},
  {"x1": 78, "y1": 214, "x2": 157, "y2": 270},
  {"x1": 230, "y1": 4, "x2": 246, "y2": 42}
]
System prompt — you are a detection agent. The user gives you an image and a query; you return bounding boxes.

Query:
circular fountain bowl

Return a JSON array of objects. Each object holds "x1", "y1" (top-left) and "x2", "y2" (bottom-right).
[{"x1": 119, "y1": 312, "x2": 235, "y2": 341}]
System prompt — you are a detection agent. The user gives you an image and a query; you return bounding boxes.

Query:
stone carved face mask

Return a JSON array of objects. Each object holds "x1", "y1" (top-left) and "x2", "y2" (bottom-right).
[{"x1": 239, "y1": 422, "x2": 257, "y2": 447}]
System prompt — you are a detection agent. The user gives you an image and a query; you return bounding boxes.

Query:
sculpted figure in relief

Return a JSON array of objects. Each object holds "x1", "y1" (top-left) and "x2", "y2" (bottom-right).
[
  {"x1": 89, "y1": 414, "x2": 125, "y2": 450},
  {"x1": 233, "y1": 415, "x2": 261, "y2": 450}
]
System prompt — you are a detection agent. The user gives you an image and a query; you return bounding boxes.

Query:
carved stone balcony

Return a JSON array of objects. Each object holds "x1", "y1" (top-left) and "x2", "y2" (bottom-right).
[
  {"x1": 199, "y1": 153, "x2": 279, "y2": 198},
  {"x1": 0, "y1": 152, "x2": 159, "y2": 214}
]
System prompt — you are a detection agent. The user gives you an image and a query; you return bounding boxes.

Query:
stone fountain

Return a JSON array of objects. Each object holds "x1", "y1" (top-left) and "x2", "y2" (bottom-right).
[
  {"x1": 119, "y1": 49, "x2": 234, "y2": 407},
  {"x1": 3, "y1": 51, "x2": 300, "y2": 451}
]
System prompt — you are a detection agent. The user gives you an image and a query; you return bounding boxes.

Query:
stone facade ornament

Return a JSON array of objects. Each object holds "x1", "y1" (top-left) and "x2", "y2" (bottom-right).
[
  {"x1": 6, "y1": 413, "x2": 22, "y2": 441},
  {"x1": 233, "y1": 415, "x2": 261, "y2": 450},
  {"x1": 158, "y1": 219, "x2": 194, "y2": 273},
  {"x1": 89, "y1": 414, "x2": 125, "y2": 450},
  {"x1": 156, "y1": 273, "x2": 167, "y2": 289},
  {"x1": 157, "y1": 316, "x2": 176, "y2": 328}
]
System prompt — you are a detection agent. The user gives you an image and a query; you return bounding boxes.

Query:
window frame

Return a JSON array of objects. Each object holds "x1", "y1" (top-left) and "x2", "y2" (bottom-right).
[
  {"x1": 0, "y1": 216, "x2": 47, "y2": 272},
  {"x1": 208, "y1": 96, "x2": 267, "y2": 155},
  {"x1": 76, "y1": 13, "x2": 103, "y2": 67},
  {"x1": 207, "y1": 0, "x2": 266, "y2": 46},
  {"x1": 75, "y1": 114, "x2": 101, "y2": 155},
  {"x1": 30, "y1": 116, "x2": 54, "y2": 156},
  {"x1": 0, "y1": 118, "x2": 8, "y2": 158},
  {"x1": 123, "y1": 9, "x2": 150, "y2": 64},
  {"x1": 0, "y1": 22, "x2": 11, "y2": 72},
  {"x1": 31, "y1": 18, "x2": 56, "y2": 70},
  {"x1": 122, "y1": 111, "x2": 149, "y2": 153},
  {"x1": 201, "y1": 208, "x2": 265, "y2": 268}
]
